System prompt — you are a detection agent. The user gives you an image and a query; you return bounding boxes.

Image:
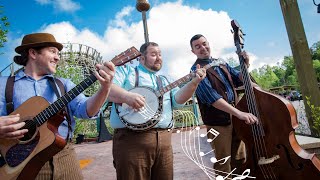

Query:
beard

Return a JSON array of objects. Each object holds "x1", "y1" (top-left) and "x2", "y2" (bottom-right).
[
  {"x1": 143, "y1": 59, "x2": 162, "y2": 72},
  {"x1": 150, "y1": 64, "x2": 162, "y2": 71}
]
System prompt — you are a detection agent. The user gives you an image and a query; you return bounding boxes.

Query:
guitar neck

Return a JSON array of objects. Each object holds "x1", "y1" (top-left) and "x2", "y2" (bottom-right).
[
  {"x1": 156, "y1": 74, "x2": 193, "y2": 97},
  {"x1": 156, "y1": 62, "x2": 214, "y2": 97},
  {"x1": 35, "y1": 74, "x2": 97, "y2": 126}
]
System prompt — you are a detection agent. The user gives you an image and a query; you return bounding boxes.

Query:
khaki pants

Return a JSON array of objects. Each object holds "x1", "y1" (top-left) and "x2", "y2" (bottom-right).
[
  {"x1": 206, "y1": 123, "x2": 246, "y2": 177},
  {"x1": 35, "y1": 143, "x2": 83, "y2": 180},
  {"x1": 113, "y1": 128, "x2": 173, "y2": 180}
]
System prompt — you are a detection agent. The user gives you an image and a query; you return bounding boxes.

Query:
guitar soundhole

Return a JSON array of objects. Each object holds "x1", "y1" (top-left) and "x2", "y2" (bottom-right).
[{"x1": 19, "y1": 119, "x2": 38, "y2": 142}]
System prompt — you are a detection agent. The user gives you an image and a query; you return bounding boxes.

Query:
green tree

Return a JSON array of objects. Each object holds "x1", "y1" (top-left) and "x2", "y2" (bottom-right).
[
  {"x1": 311, "y1": 41, "x2": 320, "y2": 61},
  {"x1": 250, "y1": 69, "x2": 262, "y2": 85},
  {"x1": 0, "y1": 5, "x2": 9, "y2": 50},
  {"x1": 56, "y1": 44, "x2": 100, "y2": 96},
  {"x1": 313, "y1": 60, "x2": 320, "y2": 82},
  {"x1": 251, "y1": 65, "x2": 279, "y2": 89},
  {"x1": 282, "y1": 56, "x2": 298, "y2": 86},
  {"x1": 271, "y1": 65, "x2": 286, "y2": 86}
]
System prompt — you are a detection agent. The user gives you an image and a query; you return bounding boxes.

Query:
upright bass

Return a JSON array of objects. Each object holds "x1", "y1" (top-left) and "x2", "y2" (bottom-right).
[{"x1": 231, "y1": 20, "x2": 320, "y2": 179}]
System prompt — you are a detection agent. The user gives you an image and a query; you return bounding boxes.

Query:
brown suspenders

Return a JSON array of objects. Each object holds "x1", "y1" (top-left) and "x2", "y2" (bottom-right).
[{"x1": 5, "y1": 76, "x2": 15, "y2": 115}]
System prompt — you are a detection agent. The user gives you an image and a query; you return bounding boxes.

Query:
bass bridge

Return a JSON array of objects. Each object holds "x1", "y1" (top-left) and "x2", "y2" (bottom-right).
[{"x1": 258, "y1": 155, "x2": 280, "y2": 165}]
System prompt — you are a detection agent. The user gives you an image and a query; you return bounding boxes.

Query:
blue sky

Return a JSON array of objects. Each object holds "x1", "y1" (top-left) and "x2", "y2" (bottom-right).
[{"x1": 1, "y1": 0, "x2": 319, "y2": 79}]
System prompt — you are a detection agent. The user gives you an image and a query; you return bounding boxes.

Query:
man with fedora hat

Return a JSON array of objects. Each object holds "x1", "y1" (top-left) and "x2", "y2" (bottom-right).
[{"x1": 0, "y1": 32, "x2": 115, "y2": 179}]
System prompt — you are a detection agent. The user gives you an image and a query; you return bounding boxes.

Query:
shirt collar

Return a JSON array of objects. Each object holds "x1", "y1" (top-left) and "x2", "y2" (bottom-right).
[{"x1": 15, "y1": 69, "x2": 54, "y2": 81}]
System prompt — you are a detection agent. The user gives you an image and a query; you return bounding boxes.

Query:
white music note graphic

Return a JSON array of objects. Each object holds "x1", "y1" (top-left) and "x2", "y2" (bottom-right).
[
  {"x1": 216, "y1": 168, "x2": 255, "y2": 180},
  {"x1": 216, "y1": 168, "x2": 237, "y2": 180},
  {"x1": 200, "y1": 128, "x2": 220, "y2": 142},
  {"x1": 174, "y1": 109, "x2": 256, "y2": 180},
  {"x1": 210, "y1": 156, "x2": 231, "y2": 165},
  {"x1": 199, "y1": 149, "x2": 214, "y2": 157},
  {"x1": 232, "y1": 169, "x2": 254, "y2": 180}
]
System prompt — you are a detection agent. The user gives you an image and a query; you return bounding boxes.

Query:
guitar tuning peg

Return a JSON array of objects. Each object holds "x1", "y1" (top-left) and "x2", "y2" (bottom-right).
[
  {"x1": 130, "y1": 61, "x2": 133, "y2": 64},
  {"x1": 230, "y1": 29, "x2": 234, "y2": 34}
]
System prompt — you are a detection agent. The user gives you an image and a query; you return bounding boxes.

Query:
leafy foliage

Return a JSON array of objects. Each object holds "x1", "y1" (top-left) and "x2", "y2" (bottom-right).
[
  {"x1": 0, "y1": 5, "x2": 9, "y2": 52},
  {"x1": 56, "y1": 44, "x2": 100, "y2": 96},
  {"x1": 311, "y1": 41, "x2": 320, "y2": 61},
  {"x1": 306, "y1": 96, "x2": 320, "y2": 137},
  {"x1": 250, "y1": 46, "x2": 320, "y2": 89}
]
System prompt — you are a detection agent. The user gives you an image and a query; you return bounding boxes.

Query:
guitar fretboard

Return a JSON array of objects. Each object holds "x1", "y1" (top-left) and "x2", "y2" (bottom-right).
[{"x1": 34, "y1": 74, "x2": 97, "y2": 126}]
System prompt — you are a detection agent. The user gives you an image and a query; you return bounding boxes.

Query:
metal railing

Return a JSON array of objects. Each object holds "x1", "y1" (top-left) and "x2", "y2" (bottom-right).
[{"x1": 0, "y1": 62, "x2": 14, "y2": 76}]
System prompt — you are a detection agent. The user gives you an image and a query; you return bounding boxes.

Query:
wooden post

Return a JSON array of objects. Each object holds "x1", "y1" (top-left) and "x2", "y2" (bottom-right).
[{"x1": 280, "y1": 0, "x2": 320, "y2": 136}]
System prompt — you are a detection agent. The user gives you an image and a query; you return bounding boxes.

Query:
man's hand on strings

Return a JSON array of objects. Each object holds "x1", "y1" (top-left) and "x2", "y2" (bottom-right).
[
  {"x1": 237, "y1": 111, "x2": 258, "y2": 125},
  {"x1": 0, "y1": 114, "x2": 28, "y2": 139},
  {"x1": 95, "y1": 61, "x2": 115, "y2": 89},
  {"x1": 124, "y1": 92, "x2": 146, "y2": 111}
]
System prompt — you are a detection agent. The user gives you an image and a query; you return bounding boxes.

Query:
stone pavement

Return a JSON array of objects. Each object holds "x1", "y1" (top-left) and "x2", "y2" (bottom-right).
[
  {"x1": 74, "y1": 126, "x2": 320, "y2": 180},
  {"x1": 75, "y1": 127, "x2": 214, "y2": 180}
]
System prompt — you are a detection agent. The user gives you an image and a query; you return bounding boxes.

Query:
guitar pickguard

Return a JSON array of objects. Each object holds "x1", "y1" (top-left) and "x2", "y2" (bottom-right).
[{"x1": 6, "y1": 138, "x2": 39, "y2": 167}]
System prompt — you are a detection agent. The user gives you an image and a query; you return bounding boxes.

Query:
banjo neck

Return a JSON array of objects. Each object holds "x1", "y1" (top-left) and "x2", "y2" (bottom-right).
[{"x1": 155, "y1": 59, "x2": 224, "y2": 97}]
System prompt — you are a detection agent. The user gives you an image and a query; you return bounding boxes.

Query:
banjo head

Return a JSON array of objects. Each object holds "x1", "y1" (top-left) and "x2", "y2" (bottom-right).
[{"x1": 116, "y1": 86, "x2": 163, "y2": 130}]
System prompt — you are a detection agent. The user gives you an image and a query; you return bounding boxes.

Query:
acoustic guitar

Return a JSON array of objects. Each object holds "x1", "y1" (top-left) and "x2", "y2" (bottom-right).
[{"x1": 0, "y1": 47, "x2": 141, "y2": 180}]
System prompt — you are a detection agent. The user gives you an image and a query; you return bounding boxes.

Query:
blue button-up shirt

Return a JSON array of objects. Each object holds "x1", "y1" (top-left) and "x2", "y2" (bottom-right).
[
  {"x1": 0, "y1": 70, "x2": 94, "y2": 139},
  {"x1": 110, "y1": 64, "x2": 184, "y2": 129},
  {"x1": 191, "y1": 58, "x2": 242, "y2": 106}
]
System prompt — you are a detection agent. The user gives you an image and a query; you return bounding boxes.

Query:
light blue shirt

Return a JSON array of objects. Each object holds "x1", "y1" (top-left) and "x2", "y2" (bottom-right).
[
  {"x1": 110, "y1": 64, "x2": 184, "y2": 129},
  {"x1": 0, "y1": 70, "x2": 95, "y2": 139}
]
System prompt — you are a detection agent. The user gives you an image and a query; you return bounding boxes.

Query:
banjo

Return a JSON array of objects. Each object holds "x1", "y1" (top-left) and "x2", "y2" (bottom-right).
[{"x1": 116, "y1": 58, "x2": 226, "y2": 131}]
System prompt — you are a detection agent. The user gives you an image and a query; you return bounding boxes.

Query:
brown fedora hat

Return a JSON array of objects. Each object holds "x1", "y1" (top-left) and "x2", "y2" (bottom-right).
[{"x1": 15, "y1": 33, "x2": 63, "y2": 54}]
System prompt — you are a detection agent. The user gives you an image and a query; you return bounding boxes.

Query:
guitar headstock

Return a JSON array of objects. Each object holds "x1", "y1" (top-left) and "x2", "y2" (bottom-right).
[
  {"x1": 111, "y1": 46, "x2": 141, "y2": 66},
  {"x1": 231, "y1": 20, "x2": 245, "y2": 50}
]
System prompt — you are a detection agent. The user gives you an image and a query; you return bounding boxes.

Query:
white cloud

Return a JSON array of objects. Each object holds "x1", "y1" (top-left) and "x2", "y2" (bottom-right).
[
  {"x1": 109, "y1": 6, "x2": 135, "y2": 28},
  {"x1": 35, "y1": 0, "x2": 81, "y2": 13},
  {"x1": 10, "y1": 0, "x2": 282, "y2": 79}
]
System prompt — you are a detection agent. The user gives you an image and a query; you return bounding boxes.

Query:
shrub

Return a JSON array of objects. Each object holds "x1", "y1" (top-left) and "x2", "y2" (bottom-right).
[{"x1": 306, "y1": 96, "x2": 320, "y2": 137}]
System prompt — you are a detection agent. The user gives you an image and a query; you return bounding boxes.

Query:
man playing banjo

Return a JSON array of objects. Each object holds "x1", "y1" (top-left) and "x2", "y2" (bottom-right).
[{"x1": 107, "y1": 42, "x2": 206, "y2": 180}]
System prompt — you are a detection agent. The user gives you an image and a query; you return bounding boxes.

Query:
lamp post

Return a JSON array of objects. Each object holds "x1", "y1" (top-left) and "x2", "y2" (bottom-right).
[{"x1": 136, "y1": 0, "x2": 151, "y2": 43}]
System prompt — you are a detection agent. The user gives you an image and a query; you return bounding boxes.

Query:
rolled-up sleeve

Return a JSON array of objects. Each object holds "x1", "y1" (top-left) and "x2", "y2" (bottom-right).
[
  {"x1": 170, "y1": 87, "x2": 185, "y2": 108},
  {"x1": 113, "y1": 66, "x2": 131, "y2": 87}
]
